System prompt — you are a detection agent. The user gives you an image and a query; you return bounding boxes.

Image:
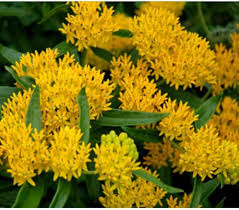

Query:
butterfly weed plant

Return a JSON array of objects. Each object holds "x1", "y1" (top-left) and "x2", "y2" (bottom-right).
[{"x1": 0, "y1": 1, "x2": 239, "y2": 208}]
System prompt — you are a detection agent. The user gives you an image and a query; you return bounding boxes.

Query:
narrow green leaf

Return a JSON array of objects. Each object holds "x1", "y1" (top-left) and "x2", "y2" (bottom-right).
[
  {"x1": 26, "y1": 85, "x2": 42, "y2": 132},
  {"x1": 190, "y1": 176, "x2": 202, "y2": 208},
  {"x1": 53, "y1": 41, "x2": 76, "y2": 57},
  {"x1": 215, "y1": 197, "x2": 226, "y2": 208},
  {"x1": 96, "y1": 109, "x2": 169, "y2": 127},
  {"x1": 49, "y1": 178, "x2": 71, "y2": 208},
  {"x1": 121, "y1": 126, "x2": 161, "y2": 143},
  {"x1": 86, "y1": 174, "x2": 101, "y2": 202},
  {"x1": 12, "y1": 177, "x2": 45, "y2": 208},
  {"x1": 129, "y1": 47, "x2": 140, "y2": 65},
  {"x1": 112, "y1": 29, "x2": 133, "y2": 38},
  {"x1": 194, "y1": 94, "x2": 222, "y2": 130},
  {"x1": 0, "y1": 45, "x2": 22, "y2": 64},
  {"x1": 5, "y1": 66, "x2": 35, "y2": 89},
  {"x1": 0, "y1": 86, "x2": 19, "y2": 98},
  {"x1": 77, "y1": 87, "x2": 90, "y2": 144},
  {"x1": 133, "y1": 169, "x2": 183, "y2": 194},
  {"x1": 90, "y1": 47, "x2": 113, "y2": 63},
  {"x1": 190, "y1": 177, "x2": 220, "y2": 208},
  {"x1": 38, "y1": 4, "x2": 68, "y2": 24},
  {"x1": 0, "y1": 180, "x2": 12, "y2": 190}
]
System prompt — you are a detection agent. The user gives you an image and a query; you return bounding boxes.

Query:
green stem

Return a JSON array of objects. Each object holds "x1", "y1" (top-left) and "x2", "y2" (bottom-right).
[
  {"x1": 197, "y1": 2, "x2": 210, "y2": 38},
  {"x1": 171, "y1": 139, "x2": 185, "y2": 153},
  {"x1": 202, "y1": 87, "x2": 212, "y2": 101},
  {"x1": 82, "y1": 170, "x2": 96, "y2": 175}
]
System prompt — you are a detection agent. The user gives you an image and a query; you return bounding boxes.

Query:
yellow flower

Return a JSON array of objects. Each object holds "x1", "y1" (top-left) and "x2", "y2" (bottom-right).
[
  {"x1": 137, "y1": 2, "x2": 186, "y2": 16},
  {"x1": 101, "y1": 130, "x2": 139, "y2": 160},
  {"x1": 130, "y1": 7, "x2": 217, "y2": 90},
  {"x1": 0, "y1": 90, "x2": 50, "y2": 186},
  {"x1": 85, "y1": 13, "x2": 133, "y2": 70},
  {"x1": 59, "y1": 2, "x2": 119, "y2": 51},
  {"x1": 167, "y1": 193, "x2": 199, "y2": 208},
  {"x1": 157, "y1": 98, "x2": 198, "y2": 141},
  {"x1": 212, "y1": 44, "x2": 239, "y2": 94},
  {"x1": 110, "y1": 53, "x2": 151, "y2": 87},
  {"x1": 50, "y1": 126, "x2": 91, "y2": 181},
  {"x1": 94, "y1": 131, "x2": 140, "y2": 187},
  {"x1": 177, "y1": 125, "x2": 224, "y2": 181},
  {"x1": 12, "y1": 48, "x2": 115, "y2": 137},
  {"x1": 143, "y1": 137, "x2": 176, "y2": 169},
  {"x1": 208, "y1": 97, "x2": 239, "y2": 146},
  {"x1": 99, "y1": 168, "x2": 167, "y2": 208}
]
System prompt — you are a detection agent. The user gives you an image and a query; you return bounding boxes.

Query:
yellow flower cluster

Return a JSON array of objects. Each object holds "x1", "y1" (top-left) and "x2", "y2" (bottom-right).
[
  {"x1": 12, "y1": 48, "x2": 115, "y2": 137},
  {"x1": 230, "y1": 24, "x2": 239, "y2": 55},
  {"x1": 212, "y1": 44, "x2": 239, "y2": 94},
  {"x1": 86, "y1": 13, "x2": 133, "y2": 70},
  {"x1": 94, "y1": 131, "x2": 140, "y2": 188},
  {"x1": 50, "y1": 126, "x2": 91, "y2": 181},
  {"x1": 130, "y1": 7, "x2": 217, "y2": 90},
  {"x1": 209, "y1": 97, "x2": 239, "y2": 146},
  {"x1": 101, "y1": 130, "x2": 139, "y2": 160},
  {"x1": 59, "y1": 2, "x2": 119, "y2": 51},
  {"x1": 99, "y1": 168, "x2": 167, "y2": 208},
  {"x1": 143, "y1": 138, "x2": 177, "y2": 169},
  {"x1": 177, "y1": 125, "x2": 239, "y2": 182},
  {"x1": 137, "y1": 2, "x2": 186, "y2": 16},
  {"x1": 167, "y1": 193, "x2": 195, "y2": 208}
]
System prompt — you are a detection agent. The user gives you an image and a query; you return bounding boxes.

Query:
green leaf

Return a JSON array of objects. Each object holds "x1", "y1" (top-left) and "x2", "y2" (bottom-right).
[
  {"x1": 86, "y1": 174, "x2": 101, "y2": 202},
  {"x1": 38, "y1": 4, "x2": 68, "y2": 24},
  {"x1": 133, "y1": 169, "x2": 183, "y2": 194},
  {"x1": 129, "y1": 47, "x2": 140, "y2": 65},
  {"x1": 77, "y1": 87, "x2": 90, "y2": 144},
  {"x1": 0, "y1": 6, "x2": 31, "y2": 17},
  {"x1": 49, "y1": 178, "x2": 72, "y2": 208},
  {"x1": 5, "y1": 66, "x2": 35, "y2": 89},
  {"x1": 190, "y1": 177, "x2": 220, "y2": 208},
  {"x1": 89, "y1": 47, "x2": 113, "y2": 63},
  {"x1": 0, "y1": 86, "x2": 19, "y2": 98},
  {"x1": 26, "y1": 85, "x2": 42, "y2": 132},
  {"x1": 194, "y1": 94, "x2": 222, "y2": 130},
  {"x1": 112, "y1": 29, "x2": 133, "y2": 38},
  {"x1": 215, "y1": 197, "x2": 226, "y2": 208},
  {"x1": 159, "y1": 83, "x2": 204, "y2": 109},
  {"x1": 0, "y1": 180, "x2": 12, "y2": 190},
  {"x1": 12, "y1": 177, "x2": 45, "y2": 208},
  {"x1": 95, "y1": 109, "x2": 169, "y2": 127},
  {"x1": 121, "y1": 126, "x2": 161, "y2": 143},
  {"x1": 0, "y1": 45, "x2": 22, "y2": 64},
  {"x1": 53, "y1": 41, "x2": 77, "y2": 57}
]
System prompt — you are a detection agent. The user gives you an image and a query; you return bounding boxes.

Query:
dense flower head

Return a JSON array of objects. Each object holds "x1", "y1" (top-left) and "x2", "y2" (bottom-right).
[
  {"x1": 167, "y1": 193, "x2": 195, "y2": 208},
  {"x1": 143, "y1": 137, "x2": 176, "y2": 169},
  {"x1": 94, "y1": 132, "x2": 140, "y2": 188},
  {"x1": 130, "y1": 7, "x2": 217, "y2": 90},
  {"x1": 99, "y1": 168, "x2": 167, "y2": 208},
  {"x1": 12, "y1": 48, "x2": 115, "y2": 137},
  {"x1": 212, "y1": 44, "x2": 239, "y2": 94},
  {"x1": 101, "y1": 130, "x2": 139, "y2": 160},
  {"x1": 59, "y1": 2, "x2": 119, "y2": 51},
  {"x1": 85, "y1": 13, "x2": 133, "y2": 70},
  {"x1": 137, "y1": 2, "x2": 186, "y2": 16},
  {"x1": 157, "y1": 98, "x2": 198, "y2": 141},
  {"x1": 208, "y1": 97, "x2": 239, "y2": 146},
  {"x1": 0, "y1": 114, "x2": 49, "y2": 186},
  {"x1": 110, "y1": 53, "x2": 151, "y2": 87},
  {"x1": 50, "y1": 126, "x2": 91, "y2": 181}
]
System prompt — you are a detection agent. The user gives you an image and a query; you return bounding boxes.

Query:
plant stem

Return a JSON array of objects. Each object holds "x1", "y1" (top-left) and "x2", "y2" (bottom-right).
[
  {"x1": 202, "y1": 87, "x2": 212, "y2": 101},
  {"x1": 82, "y1": 170, "x2": 96, "y2": 175},
  {"x1": 171, "y1": 140, "x2": 185, "y2": 153},
  {"x1": 197, "y1": 2, "x2": 210, "y2": 39}
]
